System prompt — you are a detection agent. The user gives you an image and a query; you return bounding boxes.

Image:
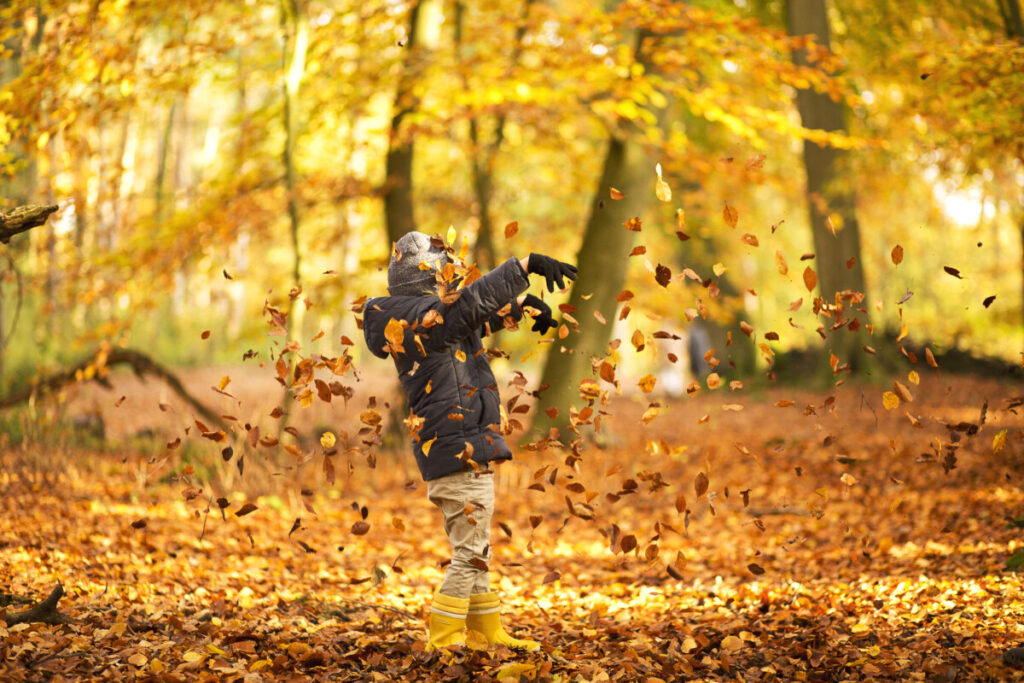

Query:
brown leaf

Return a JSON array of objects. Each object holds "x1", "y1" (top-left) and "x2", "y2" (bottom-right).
[
  {"x1": 504, "y1": 221, "x2": 519, "y2": 238},
  {"x1": 620, "y1": 534, "x2": 637, "y2": 553},
  {"x1": 655, "y1": 264, "x2": 672, "y2": 287},
  {"x1": 891, "y1": 244, "x2": 904, "y2": 265},
  {"x1": 235, "y1": 503, "x2": 258, "y2": 517},
  {"x1": 748, "y1": 562, "x2": 766, "y2": 575},
  {"x1": 694, "y1": 472, "x2": 709, "y2": 497},
  {"x1": 351, "y1": 521, "x2": 370, "y2": 535},
  {"x1": 201, "y1": 330, "x2": 211, "y2": 340},
  {"x1": 943, "y1": 265, "x2": 962, "y2": 279}
]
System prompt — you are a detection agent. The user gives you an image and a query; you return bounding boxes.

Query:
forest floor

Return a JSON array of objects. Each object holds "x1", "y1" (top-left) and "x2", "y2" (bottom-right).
[{"x1": 2, "y1": 371, "x2": 1024, "y2": 682}]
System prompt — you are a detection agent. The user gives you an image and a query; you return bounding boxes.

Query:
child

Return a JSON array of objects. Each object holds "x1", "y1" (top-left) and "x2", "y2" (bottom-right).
[{"x1": 362, "y1": 231, "x2": 577, "y2": 652}]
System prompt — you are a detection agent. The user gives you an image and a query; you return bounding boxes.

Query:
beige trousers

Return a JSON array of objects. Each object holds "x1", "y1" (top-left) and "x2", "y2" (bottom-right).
[{"x1": 426, "y1": 469, "x2": 494, "y2": 599}]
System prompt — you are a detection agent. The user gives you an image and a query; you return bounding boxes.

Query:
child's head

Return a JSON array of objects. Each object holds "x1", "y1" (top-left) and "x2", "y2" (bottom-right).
[{"x1": 388, "y1": 231, "x2": 452, "y2": 296}]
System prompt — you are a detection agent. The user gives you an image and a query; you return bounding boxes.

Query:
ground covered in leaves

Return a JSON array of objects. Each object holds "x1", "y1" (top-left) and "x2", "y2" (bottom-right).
[{"x1": 2, "y1": 373, "x2": 1024, "y2": 682}]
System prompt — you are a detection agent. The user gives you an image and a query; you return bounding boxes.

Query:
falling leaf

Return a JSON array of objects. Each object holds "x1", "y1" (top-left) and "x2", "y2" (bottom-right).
[
  {"x1": 624, "y1": 217, "x2": 642, "y2": 231},
  {"x1": 943, "y1": 266, "x2": 962, "y2": 279},
  {"x1": 707, "y1": 373, "x2": 722, "y2": 390},
  {"x1": 723, "y1": 204, "x2": 738, "y2": 228},
  {"x1": 504, "y1": 221, "x2": 518, "y2": 239},
  {"x1": 114, "y1": 395, "x2": 126, "y2": 407},
  {"x1": 610, "y1": 187, "x2": 624, "y2": 200},
  {"x1": 741, "y1": 233, "x2": 759, "y2": 247},
  {"x1": 236, "y1": 503, "x2": 258, "y2": 517},
  {"x1": 422, "y1": 436, "x2": 436, "y2": 456},
  {"x1": 694, "y1": 472, "x2": 709, "y2": 497},
  {"x1": 925, "y1": 347, "x2": 938, "y2": 368},
  {"x1": 775, "y1": 251, "x2": 789, "y2": 275},
  {"x1": 993, "y1": 429, "x2": 1008, "y2": 454},
  {"x1": 983, "y1": 295, "x2": 996, "y2": 308},
  {"x1": 748, "y1": 562, "x2": 766, "y2": 575},
  {"x1": 446, "y1": 225, "x2": 457, "y2": 246},
  {"x1": 803, "y1": 267, "x2": 817, "y2": 292},
  {"x1": 908, "y1": 370, "x2": 920, "y2": 384},
  {"x1": 882, "y1": 392, "x2": 899, "y2": 410},
  {"x1": 638, "y1": 374, "x2": 657, "y2": 393},
  {"x1": 201, "y1": 330, "x2": 211, "y2": 340},
  {"x1": 655, "y1": 264, "x2": 672, "y2": 287},
  {"x1": 351, "y1": 521, "x2": 370, "y2": 535},
  {"x1": 898, "y1": 291, "x2": 914, "y2": 304},
  {"x1": 713, "y1": 262, "x2": 726, "y2": 276},
  {"x1": 654, "y1": 163, "x2": 672, "y2": 202},
  {"x1": 320, "y1": 432, "x2": 336, "y2": 449},
  {"x1": 629, "y1": 246, "x2": 647, "y2": 256},
  {"x1": 891, "y1": 245, "x2": 904, "y2": 265},
  {"x1": 745, "y1": 154, "x2": 766, "y2": 171}
]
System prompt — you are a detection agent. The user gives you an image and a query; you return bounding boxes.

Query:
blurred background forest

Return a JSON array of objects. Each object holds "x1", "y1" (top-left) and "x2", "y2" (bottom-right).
[{"x1": 1, "y1": 0, "x2": 1022, "y2": 438}]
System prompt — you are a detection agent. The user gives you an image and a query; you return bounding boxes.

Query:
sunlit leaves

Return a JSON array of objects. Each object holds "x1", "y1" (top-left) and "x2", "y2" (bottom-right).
[{"x1": 654, "y1": 163, "x2": 671, "y2": 202}]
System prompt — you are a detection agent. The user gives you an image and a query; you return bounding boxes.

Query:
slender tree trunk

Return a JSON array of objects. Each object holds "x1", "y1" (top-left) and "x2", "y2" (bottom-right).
[
  {"x1": 155, "y1": 102, "x2": 177, "y2": 227},
  {"x1": 786, "y1": 0, "x2": 871, "y2": 372},
  {"x1": 455, "y1": 0, "x2": 534, "y2": 271},
  {"x1": 280, "y1": 0, "x2": 307, "y2": 339},
  {"x1": 383, "y1": 1, "x2": 423, "y2": 246}
]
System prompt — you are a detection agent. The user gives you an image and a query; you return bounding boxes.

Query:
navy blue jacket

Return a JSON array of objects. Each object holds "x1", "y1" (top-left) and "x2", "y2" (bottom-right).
[{"x1": 363, "y1": 257, "x2": 529, "y2": 480}]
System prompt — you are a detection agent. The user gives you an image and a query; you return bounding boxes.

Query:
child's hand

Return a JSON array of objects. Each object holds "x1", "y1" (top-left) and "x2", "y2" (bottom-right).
[
  {"x1": 526, "y1": 253, "x2": 578, "y2": 292},
  {"x1": 521, "y1": 294, "x2": 558, "y2": 334}
]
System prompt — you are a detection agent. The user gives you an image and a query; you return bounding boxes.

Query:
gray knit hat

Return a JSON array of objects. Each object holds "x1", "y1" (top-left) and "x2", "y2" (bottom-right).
[{"x1": 387, "y1": 231, "x2": 451, "y2": 296}]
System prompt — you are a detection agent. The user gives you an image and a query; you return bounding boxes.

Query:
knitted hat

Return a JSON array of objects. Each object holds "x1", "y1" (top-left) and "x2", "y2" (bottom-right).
[{"x1": 387, "y1": 231, "x2": 451, "y2": 296}]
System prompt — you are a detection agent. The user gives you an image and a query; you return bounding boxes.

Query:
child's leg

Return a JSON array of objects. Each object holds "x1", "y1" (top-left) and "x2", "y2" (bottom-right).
[{"x1": 426, "y1": 469, "x2": 494, "y2": 598}]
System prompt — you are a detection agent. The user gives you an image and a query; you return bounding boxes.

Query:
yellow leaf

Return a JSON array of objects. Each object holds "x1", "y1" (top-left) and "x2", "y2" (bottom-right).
[
  {"x1": 712, "y1": 262, "x2": 726, "y2": 277},
  {"x1": 218, "y1": 375, "x2": 231, "y2": 390},
  {"x1": 206, "y1": 644, "x2": 226, "y2": 656},
  {"x1": 287, "y1": 642, "x2": 311, "y2": 656},
  {"x1": 496, "y1": 663, "x2": 537, "y2": 679},
  {"x1": 465, "y1": 630, "x2": 489, "y2": 650},
  {"x1": 896, "y1": 324, "x2": 908, "y2": 342},
  {"x1": 182, "y1": 651, "x2": 203, "y2": 663},
  {"x1": 638, "y1": 374, "x2": 657, "y2": 393},
  {"x1": 128, "y1": 653, "x2": 148, "y2": 667},
  {"x1": 455, "y1": 349, "x2": 466, "y2": 362},
  {"x1": 775, "y1": 250, "x2": 788, "y2": 275},
  {"x1": 640, "y1": 405, "x2": 660, "y2": 425},
  {"x1": 422, "y1": 436, "x2": 436, "y2": 457},
  {"x1": 908, "y1": 370, "x2": 920, "y2": 385},
  {"x1": 320, "y1": 432, "x2": 336, "y2": 449},
  {"x1": 655, "y1": 163, "x2": 671, "y2": 202},
  {"x1": 36, "y1": 131, "x2": 50, "y2": 149},
  {"x1": 446, "y1": 225, "x2": 457, "y2": 246},
  {"x1": 993, "y1": 429, "x2": 1008, "y2": 454},
  {"x1": 150, "y1": 659, "x2": 166, "y2": 674},
  {"x1": 882, "y1": 392, "x2": 899, "y2": 410},
  {"x1": 721, "y1": 635, "x2": 744, "y2": 651},
  {"x1": 706, "y1": 373, "x2": 721, "y2": 390},
  {"x1": 250, "y1": 659, "x2": 272, "y2": 671}
]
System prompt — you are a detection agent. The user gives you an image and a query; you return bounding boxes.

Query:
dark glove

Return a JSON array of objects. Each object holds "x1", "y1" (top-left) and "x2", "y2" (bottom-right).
[
  {"x1": 521, "y1": 294, "x2": 557, "y2": 335},
  {"x1": 527, "y1": 253, "x2": 578, "y2": 292}
]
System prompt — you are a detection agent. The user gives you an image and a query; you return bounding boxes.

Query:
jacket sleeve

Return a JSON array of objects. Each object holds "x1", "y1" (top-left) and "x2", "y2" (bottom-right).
[{"x1": 426, "y1": 257, "x2": 530, "y2": 349}]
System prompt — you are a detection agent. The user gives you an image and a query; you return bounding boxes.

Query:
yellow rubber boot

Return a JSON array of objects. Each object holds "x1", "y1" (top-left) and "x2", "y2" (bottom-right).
[
  {"x1": 425, "y1": 592, "x2": 469, "y2": 652},
  {"x1": 466, "y1": 592, "x2": 540, "y2": 651}
]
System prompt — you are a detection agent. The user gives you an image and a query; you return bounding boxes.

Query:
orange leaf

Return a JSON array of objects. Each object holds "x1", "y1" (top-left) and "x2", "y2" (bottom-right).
[
  {"x1": 504, "y1": 221, "x2": 519, "y2": 239},
  {"x1": 723, "y1": 204, "x2": 738, "y2": 228},
  {"x1": 803, "y1": 267, "x2": 817, "y2": 292},
  {"x1": 891, "y1": 244, "x2": 904, "y2": 265},
  {"x1": 610, "y1": 187, "x2": 624, "y2": 200}
]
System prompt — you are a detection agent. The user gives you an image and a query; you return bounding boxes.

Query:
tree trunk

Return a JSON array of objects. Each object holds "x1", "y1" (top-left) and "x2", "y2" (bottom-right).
[
  {"x1": 997, "y1": 0, "x2": 1024, "y2": 336},
  {"x1": 786, "y1": 0, "x2": 871, "y2": 372},
  {"x1": 456, "y1": 0, "x2": 535, "y2": 272},
  {"x1": 383, "y1": 1, "x2": 424, "y2": 246},
  {"x1": 280, "y1": 0, "x2": 307, "y2": 338}
]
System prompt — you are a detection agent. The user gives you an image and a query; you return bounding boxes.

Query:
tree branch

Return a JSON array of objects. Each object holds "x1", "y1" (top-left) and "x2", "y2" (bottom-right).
[
  {"x1": 3, "y1": 583, "x2": 70, "y2": 626},
  {"x1": 0, "y1": 204, "x2": 59, "y2": 244}
]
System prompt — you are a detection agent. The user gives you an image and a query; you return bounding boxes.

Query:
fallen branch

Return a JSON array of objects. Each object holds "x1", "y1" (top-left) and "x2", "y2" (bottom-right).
[
  {"x1": 3, "y1": 583, "x2": 71, "y2": 626},
  {"x1": 0, "y1": 347, "x2": 229, "y2": 432},
  {"x1": 0, "y1": 204, "x2": 59, "y2": 244}
]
